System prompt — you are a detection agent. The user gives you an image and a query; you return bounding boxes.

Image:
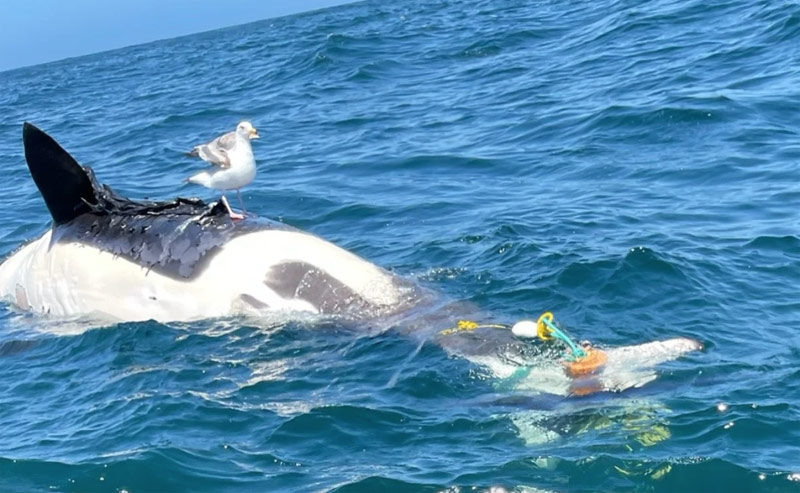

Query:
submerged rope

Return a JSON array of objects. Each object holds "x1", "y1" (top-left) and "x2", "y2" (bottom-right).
[{"x1": 441, "y1": 311, "x2": 607, "y2": 387}]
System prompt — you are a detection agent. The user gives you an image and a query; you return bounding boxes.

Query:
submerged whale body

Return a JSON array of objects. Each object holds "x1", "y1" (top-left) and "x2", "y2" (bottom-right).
[
  {"x1": 0, "y1": 124, "x2": 702, "y2": 398},
  {"x1": 0, "y1": 124, "x2": 416, "y2": 322}
]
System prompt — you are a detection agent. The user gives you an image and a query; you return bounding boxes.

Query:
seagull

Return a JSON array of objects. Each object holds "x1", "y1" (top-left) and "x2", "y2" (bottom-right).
[{"x1": 186, "y1": 121, "x2": 259, "y2": 219}]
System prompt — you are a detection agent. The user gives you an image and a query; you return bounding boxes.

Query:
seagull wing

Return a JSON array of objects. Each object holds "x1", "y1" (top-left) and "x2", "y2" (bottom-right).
[{"x1": 190, "y1": 131, "x2": 237, "y2": 168}]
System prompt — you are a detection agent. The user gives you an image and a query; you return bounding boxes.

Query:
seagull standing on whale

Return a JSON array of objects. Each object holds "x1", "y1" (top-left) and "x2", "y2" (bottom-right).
[{"x1": 187, "y1": 121, "x2": 259, "y2": 219}]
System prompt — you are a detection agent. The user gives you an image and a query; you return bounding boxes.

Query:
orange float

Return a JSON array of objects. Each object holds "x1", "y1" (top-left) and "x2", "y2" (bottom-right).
[{"x1": 564, "y1": 348, "x2": 607, "y2": 378}]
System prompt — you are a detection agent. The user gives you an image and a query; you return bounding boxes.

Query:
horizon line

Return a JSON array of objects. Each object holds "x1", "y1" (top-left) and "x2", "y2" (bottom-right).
[{"x1": 0, "y1": 1, "x2": 359, "y2": 76}]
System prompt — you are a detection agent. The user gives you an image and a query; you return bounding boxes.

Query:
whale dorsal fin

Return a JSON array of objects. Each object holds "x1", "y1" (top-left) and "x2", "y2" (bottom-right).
[{"x1": 23, "y1": 123, "x2": 97, "y2": 225}]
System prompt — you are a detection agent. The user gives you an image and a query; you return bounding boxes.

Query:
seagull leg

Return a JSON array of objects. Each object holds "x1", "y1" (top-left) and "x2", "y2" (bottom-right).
[
  {"x1": 221, "y1": 195, "x2": 244, "y2": 221},
  {"x1": 236, "y1": 189, "x2": 247, "y2": 216}
]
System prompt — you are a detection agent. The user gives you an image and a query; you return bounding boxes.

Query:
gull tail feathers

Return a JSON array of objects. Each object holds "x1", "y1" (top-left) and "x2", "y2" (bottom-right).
[{"x1": 187, "y1": 171, "x2": 213, "y2": 187}]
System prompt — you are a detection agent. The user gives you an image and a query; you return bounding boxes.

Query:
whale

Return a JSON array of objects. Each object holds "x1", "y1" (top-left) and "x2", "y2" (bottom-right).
[
  {"x1": 0, "y1": 123, "x2": 702, "y2": 397},
  {"x1": 0, "y1": 123, "x2": 420, "y2": 323}
]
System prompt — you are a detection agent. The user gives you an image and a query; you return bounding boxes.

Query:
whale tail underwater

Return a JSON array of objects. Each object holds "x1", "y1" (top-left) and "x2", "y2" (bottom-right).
[{"x1": 0, "y1": 123, "x2": 702, "y2": 398}]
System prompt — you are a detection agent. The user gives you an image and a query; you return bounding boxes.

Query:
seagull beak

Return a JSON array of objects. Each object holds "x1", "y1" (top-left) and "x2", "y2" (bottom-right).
[{"x1": 250, "y1": 128, "x2": 260, "y2": 140}]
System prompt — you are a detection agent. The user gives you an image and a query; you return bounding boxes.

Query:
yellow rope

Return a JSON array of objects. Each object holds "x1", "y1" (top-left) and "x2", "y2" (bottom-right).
[{"x1": 440, "y1": 319, "x2": 509, "y2": 335}]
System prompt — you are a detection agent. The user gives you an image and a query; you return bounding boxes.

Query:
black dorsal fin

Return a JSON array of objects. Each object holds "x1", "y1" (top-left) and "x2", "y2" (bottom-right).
[{"x1": 23, "y1": 123, "x2": 97, "y2": 225}]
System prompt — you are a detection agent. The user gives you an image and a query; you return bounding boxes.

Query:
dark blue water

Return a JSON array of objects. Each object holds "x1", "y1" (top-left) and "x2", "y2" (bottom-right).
[{"x1": 1, "y1": 0, "x2": 800, "y2": 491}]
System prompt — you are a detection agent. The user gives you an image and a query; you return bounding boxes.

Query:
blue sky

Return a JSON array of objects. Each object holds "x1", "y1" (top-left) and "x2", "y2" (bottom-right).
[{"x1": 0, "y1": 0, "x2": 352, "y2": 72}]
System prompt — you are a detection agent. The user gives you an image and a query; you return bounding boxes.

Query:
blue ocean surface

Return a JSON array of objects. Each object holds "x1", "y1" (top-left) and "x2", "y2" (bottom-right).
[{"x1": 1, "y1": 0, "x2": 800, "y2": 491}]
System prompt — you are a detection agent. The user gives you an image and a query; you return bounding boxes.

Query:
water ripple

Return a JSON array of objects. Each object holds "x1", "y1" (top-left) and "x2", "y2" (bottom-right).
[{"x1": 1, "y1": 0, "x2": 799, "y2": 490}]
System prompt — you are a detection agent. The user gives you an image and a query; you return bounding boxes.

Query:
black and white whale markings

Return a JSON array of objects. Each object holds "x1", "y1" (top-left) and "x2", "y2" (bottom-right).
[
  {"x1": 0, "y1": 124, "x2": 418, "y2": 321},
  {"x1": 0, "y1": 124, "x2": 701, "y2": 397}
]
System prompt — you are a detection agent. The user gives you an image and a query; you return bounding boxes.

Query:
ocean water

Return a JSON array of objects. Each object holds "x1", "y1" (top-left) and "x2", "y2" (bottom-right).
[{"x1": 1, "y1": 0, "x2": 799, "y2": 491}]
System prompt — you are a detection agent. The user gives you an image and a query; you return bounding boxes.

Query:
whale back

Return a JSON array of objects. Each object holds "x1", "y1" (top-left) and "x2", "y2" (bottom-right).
[
  {"x1": 20, "y1": 123, "x2": 280, "y2": 278},
  {"x1": 8, "y1": 123, "x2": 414, "y2": 320}
]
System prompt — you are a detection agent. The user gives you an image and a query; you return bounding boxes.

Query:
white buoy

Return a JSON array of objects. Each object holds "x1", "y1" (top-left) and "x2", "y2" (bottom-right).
[{"x1": 511, "y1": 320, "x2": 539, "y2": 338}]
